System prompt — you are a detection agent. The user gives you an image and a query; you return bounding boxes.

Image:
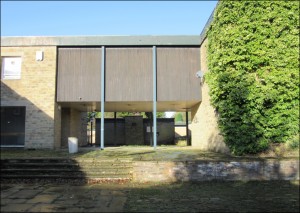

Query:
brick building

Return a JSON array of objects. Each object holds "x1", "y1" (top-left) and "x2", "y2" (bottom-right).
[{"x1": 0, "y1": 35, "x2": 229, "y2": 153}]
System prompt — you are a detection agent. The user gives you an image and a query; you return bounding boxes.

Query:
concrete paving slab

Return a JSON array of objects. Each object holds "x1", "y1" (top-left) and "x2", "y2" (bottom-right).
[
  {"x1": 62, "y1": 207, "x2": 86, "y2": 212},
  {"x1": 1, "y1": 185, "x2": 23, "y2": 199},
  {"x1": 26, "y1": 193, "x2": 60, "y2": 204},
  {"x1": 43, "y1": 186, "x2": 67, "y2": 193},
  {"x1": 29, "y1": 203, "x2": 62, "y2": 212},
  {"x1": 54, "y1": 199, "x2": 80, "y2": 206},
  {"x1": 1, "y1": 198, "x2": 27, "y2": 204},
  {"x1": 1, "y1": 204, "x2": 33, "y2": 212},
  {"x1": 8, "y1": 189, "x2": 42, "y2": 199}
]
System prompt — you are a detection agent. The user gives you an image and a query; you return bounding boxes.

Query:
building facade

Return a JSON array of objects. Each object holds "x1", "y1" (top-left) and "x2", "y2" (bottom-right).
[{"x1": 1, "y1": 35, "x2": 229, "y2": 153}]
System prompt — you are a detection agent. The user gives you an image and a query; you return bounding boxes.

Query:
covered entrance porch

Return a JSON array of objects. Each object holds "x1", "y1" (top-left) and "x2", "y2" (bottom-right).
[{"x1": 55, "y1": 37, "x2": 201, "y2": 149}]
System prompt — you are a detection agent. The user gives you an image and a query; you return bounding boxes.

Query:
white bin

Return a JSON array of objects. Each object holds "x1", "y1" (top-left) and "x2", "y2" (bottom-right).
[{"x1": 68, "y1": 137, "x2": 78, "y2": 154}]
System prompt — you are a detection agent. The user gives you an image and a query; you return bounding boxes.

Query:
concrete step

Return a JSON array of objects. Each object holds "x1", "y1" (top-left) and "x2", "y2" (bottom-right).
[
  {"x1": 1, "y1": 173, "x2": 132, "y2": 179},
  {"x1": 0, "y1": 158, "x2": 133, "y2": 182},
  {"x1": 2, "y1": 168, "x2": 132, "y2": 174},
  {"x1": 2, "y1": 160, "x2": 132, "y2": 166},
  {"x1": 2, "y1": 158, "x2": 133, "y2": 163},
  {"x1": 1, "y1": 163, "x2": 133, "y2": 169}
]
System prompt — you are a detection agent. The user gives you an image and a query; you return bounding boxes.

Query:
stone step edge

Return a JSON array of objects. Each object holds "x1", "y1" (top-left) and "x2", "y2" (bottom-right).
[
  {"x1": 1, "y1": 158, "x2": 133, "y2": 163},
  {"x1": 1, "y1": 165, "x2": 133, "y2": 169},
  {"x1": 1, "y1": 168, "x2": 133, "y2": 171},
  {"x1": 1, "y1": 174, "x2": 132, "y2": 179},
  {"x1": 1, "y1": 162, "x2": 133, "y2": 165},
  {"x1": 0, "y1": 177, "x2": 132, "y2": 184},
  {"x1": 1, "y1": 172, "x2": 133, "y2": 175},
  {"x1": 2, "y1": 170, "x2": 133, "y2": 175}
]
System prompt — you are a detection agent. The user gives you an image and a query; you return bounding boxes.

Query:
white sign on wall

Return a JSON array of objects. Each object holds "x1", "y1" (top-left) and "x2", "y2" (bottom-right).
[{"x1": 2, "y1": 57, "x2": 22, "y2": 79}]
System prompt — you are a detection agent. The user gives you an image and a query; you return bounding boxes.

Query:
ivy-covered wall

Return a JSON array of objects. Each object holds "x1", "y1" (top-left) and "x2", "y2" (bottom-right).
[{"x1": 206, "y1": 1, "x2": 299, "y2": 155}]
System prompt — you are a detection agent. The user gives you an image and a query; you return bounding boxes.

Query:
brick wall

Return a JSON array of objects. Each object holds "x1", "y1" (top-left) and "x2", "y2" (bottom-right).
[
  {"x1": 190, "y1": 38, "x2": 229, "y2": 153},
  {"x1": 1, "y1": 46, "x2": 57, "y2": 149},
  {"x1": 125, "y1": 116, "x2": 144, "y2": 145},
  {"x1": 133, "y1": 159, "x2": 300, "y2": 182}
]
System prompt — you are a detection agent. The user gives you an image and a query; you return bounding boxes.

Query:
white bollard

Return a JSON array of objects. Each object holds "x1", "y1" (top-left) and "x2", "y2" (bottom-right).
[{"x1": 68, "y1": 137, "x2": 78, "y2": 154}]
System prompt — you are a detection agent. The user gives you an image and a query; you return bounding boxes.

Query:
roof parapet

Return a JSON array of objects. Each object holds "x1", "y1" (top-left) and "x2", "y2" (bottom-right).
[{"x1": 1, "y1": 35, "x2": 201, "y2": 47}]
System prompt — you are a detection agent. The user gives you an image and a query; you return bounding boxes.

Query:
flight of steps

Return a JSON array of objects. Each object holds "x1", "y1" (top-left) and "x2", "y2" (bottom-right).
[{"x1": 0, "y1": 158, "x2": 133, "y2": 183}]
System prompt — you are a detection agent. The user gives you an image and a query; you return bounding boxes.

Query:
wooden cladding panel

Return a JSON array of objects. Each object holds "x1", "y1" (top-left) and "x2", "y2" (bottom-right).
[
  {"x1": 57, "y1": 48, "x2": 101, "y2": 102},
  {"x1": 105, "y1": 48, "x2": 153, "y2": 102},
  {"x1": 157, "y1": 48, "x2": 200, "y2": 101}
]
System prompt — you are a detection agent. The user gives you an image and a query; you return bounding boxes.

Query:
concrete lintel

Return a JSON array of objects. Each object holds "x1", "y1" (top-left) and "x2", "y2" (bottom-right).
[{"x1": 1, "y1": 35, "x2": 201, "y2": 47}]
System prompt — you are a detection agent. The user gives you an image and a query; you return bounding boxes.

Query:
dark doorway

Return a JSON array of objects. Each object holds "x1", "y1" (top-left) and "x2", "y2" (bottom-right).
[{"x1": 0, "y1": 106, "x2": 26, "y2": 147}]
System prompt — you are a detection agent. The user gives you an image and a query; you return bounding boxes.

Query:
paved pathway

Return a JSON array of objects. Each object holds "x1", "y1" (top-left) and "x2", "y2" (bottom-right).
[
  {"x1": 1, "y1": 183, "x2": 127, "y2": 212},
  {"x1": 1, "y1": 181, "x2": 299, "y2": 212}
]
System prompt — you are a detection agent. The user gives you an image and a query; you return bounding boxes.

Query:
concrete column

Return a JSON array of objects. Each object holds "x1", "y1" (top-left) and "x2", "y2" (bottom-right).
[{"x1": 190, "y1": 38, "x2": 229, "y2": 153}]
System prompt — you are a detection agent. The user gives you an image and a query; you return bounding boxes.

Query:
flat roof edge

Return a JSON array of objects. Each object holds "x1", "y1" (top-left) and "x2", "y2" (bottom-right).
[
  {"x1": 1, "y1": 35, "x2": 200, "y2": 47},
  {"x1": 199, "y1": 1, "x2": 219, "y2": 45}
]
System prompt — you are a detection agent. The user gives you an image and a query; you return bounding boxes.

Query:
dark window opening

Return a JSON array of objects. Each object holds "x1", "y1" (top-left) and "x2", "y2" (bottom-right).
[{"x1": 0, "y1": 106, "x2": 26, "y2": 147}]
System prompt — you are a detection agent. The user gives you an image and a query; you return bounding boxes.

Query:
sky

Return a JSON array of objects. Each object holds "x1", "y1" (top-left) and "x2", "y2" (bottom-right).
[{"x1": 1, "y1": 1, "x2": 218, "y2": 36}]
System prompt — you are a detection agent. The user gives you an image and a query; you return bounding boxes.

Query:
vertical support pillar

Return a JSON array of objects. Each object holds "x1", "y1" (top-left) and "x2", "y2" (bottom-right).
[
  {"x1": 114, "y1": 112, "x2": 117, "y2": 146},
  {"x1": 186, "y1": 111, "x2": 189, "y2": 146},
  {"x1": 153, "y1": 46, "x2": 157, "y2": 149},
  {"x1": 100, "y1": 46, "x2": 105, "y2": 150},
  {"x1": 90, "y1": 121, "x2": 93, "y2": 146}
]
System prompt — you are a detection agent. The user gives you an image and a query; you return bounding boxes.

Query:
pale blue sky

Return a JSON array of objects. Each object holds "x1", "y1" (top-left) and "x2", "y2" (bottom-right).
[{"x1": 1, "y1": 1, "x2": 218, "y2": 36}]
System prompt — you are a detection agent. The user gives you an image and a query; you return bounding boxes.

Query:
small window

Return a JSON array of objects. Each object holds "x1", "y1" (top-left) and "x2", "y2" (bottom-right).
[{"x1": 1, "y1": 57, "x2": 22, "y2": 79}]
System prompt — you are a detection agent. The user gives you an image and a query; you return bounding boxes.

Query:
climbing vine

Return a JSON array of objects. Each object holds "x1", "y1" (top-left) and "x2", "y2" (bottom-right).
[{"x1": 206, "y1": 1, "x2": 299, "y2": 155}]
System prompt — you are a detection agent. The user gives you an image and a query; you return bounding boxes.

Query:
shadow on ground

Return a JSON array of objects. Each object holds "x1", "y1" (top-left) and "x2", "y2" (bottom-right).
[{"x1": 123, "y1": 180, "x2": 300, "y2": 212}]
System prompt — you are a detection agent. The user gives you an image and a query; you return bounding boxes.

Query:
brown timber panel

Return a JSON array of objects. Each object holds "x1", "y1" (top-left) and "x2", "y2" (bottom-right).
[
  {"x1": 57, "y1": 48, "x2": 101, "y2": 102},
  {"x1": 105, "y1": 48, "x2": 153, "y2": 102},
  {"x1": 157, "y1": 48, "x2": 200, "y2": 101}
]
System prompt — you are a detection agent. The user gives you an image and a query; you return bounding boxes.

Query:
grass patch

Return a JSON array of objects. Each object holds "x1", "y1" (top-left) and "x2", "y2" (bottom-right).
[{"x1": 124, "y1": 181, "x2": 299, "y2": 212}]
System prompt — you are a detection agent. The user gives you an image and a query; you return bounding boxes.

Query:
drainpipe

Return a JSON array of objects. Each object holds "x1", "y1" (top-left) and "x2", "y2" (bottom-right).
[
  {"x1": 100, "y1": 46, "x2": 105, "y2": 150},
  {"x1": 153, "y1": 46, "x2": 157, "y2": 149}
]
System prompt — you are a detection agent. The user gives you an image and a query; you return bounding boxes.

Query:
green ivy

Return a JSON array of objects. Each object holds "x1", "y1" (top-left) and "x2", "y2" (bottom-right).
[{"x1": 206, "y1": 1, "x2": 299, "y2": 155}]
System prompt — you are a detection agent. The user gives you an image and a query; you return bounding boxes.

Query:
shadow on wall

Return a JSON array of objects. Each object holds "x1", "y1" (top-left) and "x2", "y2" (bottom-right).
[
  {"x1": 60, "y1": 108, "x2": 87, "y2": 148},
  {"x1": 174, "y1": 129, "x2": 191, "y2": 145},
  {"x1": 207, "y1": 128, "x2": 229, "y2": 154},
  {"x1": 0, "y1": 83, "x2": 57, "y2": 149}
]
